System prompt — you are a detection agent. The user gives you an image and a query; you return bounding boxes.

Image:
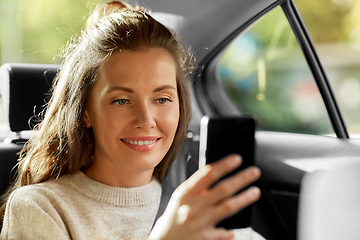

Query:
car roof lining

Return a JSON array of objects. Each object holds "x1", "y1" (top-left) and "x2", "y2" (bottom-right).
[{"x1": 129, "y1": 0, "x2": 280, "y2": 63}]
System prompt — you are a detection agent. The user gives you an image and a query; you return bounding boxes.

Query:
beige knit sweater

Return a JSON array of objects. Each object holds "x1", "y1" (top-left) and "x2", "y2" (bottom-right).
[
  {"x1": 0, "y1": 171, "x2": 162, "y2": 240},
  {"x1": 1, "y1": 171, "x2": 265, "y2": 240}
]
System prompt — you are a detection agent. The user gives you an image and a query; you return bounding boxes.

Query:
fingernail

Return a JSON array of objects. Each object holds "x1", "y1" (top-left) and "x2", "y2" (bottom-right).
[
  {"x1": 250, "y1": 187, "x2": 260, "y2": 197},
  {"x1": 233, "y1": 155, "x2": 241, "y2": 163},
  {"x1": 251, "y1": 167, "x2": 261, "y2": 177}
]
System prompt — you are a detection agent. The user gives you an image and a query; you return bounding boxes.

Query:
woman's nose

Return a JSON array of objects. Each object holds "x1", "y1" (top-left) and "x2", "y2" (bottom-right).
[{"x1": 132, "y1": 103, "x2": 156, "y2": 129}]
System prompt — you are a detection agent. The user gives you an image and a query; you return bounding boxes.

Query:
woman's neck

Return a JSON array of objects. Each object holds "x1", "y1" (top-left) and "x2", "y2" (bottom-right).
[{"x1": 84, "y1": 160, "x2": 154, "y2": 188}]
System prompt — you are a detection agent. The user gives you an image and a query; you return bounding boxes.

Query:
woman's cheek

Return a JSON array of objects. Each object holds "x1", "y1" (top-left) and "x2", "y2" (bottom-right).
[
  {"x1": 105, "y1": 109, "x2": 127, "y2": 129},
  {"x1": 163, "y1": 104, "x2": 180, "y2": 132}
]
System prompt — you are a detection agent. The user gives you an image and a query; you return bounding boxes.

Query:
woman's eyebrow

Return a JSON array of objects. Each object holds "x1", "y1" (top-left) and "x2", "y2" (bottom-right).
[
  {"x1": 106, "y1": 85, "x2": 176, "y2": 94},
  {"x1": 153, "y1": 85, "x2": 176, "y2": 93},
  {"x1": 107, "y1": 86, "x2": 134, "y2": 93}
]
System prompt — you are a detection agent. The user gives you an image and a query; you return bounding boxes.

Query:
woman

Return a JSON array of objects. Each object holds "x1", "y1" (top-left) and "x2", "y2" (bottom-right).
[{"x1": 0, "y1": 1, "x2": 262, "y2": 239}]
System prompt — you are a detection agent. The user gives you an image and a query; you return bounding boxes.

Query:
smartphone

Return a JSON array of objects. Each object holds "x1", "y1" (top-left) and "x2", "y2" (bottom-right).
[{"x1": 199, "y1": 115, "x2": 256, "y2": 229}]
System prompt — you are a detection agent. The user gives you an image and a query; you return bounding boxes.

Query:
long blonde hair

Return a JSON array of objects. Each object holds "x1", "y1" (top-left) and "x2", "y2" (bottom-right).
[{"x1": 1, "y1": 0, "x2": 193, "y2": 226}]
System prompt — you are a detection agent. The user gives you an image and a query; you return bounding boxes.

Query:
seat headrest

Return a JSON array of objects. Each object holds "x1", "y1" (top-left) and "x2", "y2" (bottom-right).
[
  {"x1": 299, "y1": 163, "x2": 360, "y2": 240},
  {"x1": 0, "y1": 63, "x2": 60, "y2": 132}
]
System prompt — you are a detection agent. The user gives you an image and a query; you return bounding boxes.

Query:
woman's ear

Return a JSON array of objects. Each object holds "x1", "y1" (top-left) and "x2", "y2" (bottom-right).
[{"x1": 83, "y1": 109, "x2": 92, "y2": 128}]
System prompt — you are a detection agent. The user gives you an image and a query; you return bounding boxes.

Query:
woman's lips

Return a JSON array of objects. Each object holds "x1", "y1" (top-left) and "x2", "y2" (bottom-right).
[{"x1": 120, "y1": 137, "x2": 160, "y2": 152}]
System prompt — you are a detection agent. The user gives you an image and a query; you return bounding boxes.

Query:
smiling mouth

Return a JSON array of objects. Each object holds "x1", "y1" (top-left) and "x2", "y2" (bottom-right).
[{"x1": 121, "y1": 138, "x2": 160, "y2": 146}]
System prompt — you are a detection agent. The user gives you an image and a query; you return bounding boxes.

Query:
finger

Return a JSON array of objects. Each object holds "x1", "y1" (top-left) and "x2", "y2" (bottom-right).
[
  {"x1": 186, "y1": 155, "x2": 242, "y2": 195},
  {"x1": 206, "y1": 166, "x2": 261, "y2": 206},
  {"x1": 214, "y1": 186, "x2": 261, "y2": 224}
]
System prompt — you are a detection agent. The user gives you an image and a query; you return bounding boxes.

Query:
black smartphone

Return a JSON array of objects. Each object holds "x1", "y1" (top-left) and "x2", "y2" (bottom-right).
[{"x1": 199, "y1": 115, "x2": 256, "y2": 229}]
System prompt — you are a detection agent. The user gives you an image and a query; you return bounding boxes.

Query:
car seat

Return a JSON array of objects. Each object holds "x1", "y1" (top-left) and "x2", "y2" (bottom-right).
[
  {"x1": 298, "y1": 162, "x2": 360, "y2": 240},
  {"x1": 0, "y1": 63, "x2": 59, "y2": 195}
]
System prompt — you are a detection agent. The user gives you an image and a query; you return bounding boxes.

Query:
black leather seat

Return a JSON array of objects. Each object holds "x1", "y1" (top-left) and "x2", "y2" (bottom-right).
[
  {"x1": 0, "y1": 63, "x2": 59, "y2": 195},
  {"x1": 0, "y1": 143, "x2": 22, "y2": 195}
]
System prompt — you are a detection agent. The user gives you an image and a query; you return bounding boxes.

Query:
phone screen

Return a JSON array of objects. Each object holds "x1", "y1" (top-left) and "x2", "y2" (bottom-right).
[{"x1": 199, "y1": 115, "x2": 256, "y2": 229}]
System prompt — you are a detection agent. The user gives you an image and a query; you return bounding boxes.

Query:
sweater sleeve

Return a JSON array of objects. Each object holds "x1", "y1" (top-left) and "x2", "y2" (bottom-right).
[
  {"x1": 233, "y1": 228, "x2": 266, "y2": 240},
  {"x1": 0, "y1": 186, "x2": 71, "y2": 240}
]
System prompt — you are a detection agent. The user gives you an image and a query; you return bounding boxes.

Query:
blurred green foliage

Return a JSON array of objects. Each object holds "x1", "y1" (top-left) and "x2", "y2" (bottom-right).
[
  {"x1": 295, "y1": 0, "x2": 360, "y2": 43},
  {"x1": 216, "y1": 0, "x2": 360, "y2": 135},
  {"x1": 217, "y1": 7, "x2": 334, "y2": 135},
  {"x1": 0, "y1": 0, "x2": 103, "y2": 64}
]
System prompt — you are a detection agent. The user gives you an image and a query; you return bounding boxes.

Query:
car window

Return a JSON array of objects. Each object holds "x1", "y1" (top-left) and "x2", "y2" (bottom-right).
[
  {"x1": 214, "y1": 6, "x2": 334, "y2": 135},
  {"x1": 294, "y1": 0, "x2": 360, "y2": 137},
  {"x1": 0, "y1": 0, "x2": 103, "y2": 136}
]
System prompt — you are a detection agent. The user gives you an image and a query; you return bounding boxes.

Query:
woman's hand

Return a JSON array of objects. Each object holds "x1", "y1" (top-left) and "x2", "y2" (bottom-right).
[{"x1": 148, "y1": 154, "x2": 261, "y2": 240}]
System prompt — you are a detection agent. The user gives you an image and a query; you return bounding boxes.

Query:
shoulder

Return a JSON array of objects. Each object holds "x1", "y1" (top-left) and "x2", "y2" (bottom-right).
[
  {"x1": 6, "y1": 175, "x2": 78, "y2": 216},
  {"x1": 5, "y1": 182, "x2": 58, "y2": 217},
  {"x1": 8, "y1": 177, "x2": 70, "y2": 205},
  {"x1": 2, "y1": 182, "x2": 72, "y2": 239}
]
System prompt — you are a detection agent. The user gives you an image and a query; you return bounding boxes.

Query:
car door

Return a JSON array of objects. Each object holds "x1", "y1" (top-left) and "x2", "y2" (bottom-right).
[{"x1": 186, "y1": 0, "x2": 360, "y2": 239}]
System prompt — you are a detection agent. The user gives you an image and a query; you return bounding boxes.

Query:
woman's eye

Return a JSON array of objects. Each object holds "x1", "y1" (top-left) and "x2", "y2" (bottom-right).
[
  {"x1": 156, "y1": 98, "x2": 172, "y2": 104},
  {"x1": 114, "y1": 99, "x2": 128, "y2": 105}
]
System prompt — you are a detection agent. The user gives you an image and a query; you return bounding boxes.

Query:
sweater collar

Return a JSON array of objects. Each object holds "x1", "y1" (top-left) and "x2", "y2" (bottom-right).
[{"x1": 66, "y1": 171, "x2": 162, "y2": 207}]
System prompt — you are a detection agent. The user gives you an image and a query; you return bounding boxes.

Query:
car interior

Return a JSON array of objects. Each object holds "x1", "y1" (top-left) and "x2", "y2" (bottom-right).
[
  {"x1": 0, "y1": 63, "x2": 59, "y2": 195},
  {"x1": 1, "y1": 0, "x2": 360, "y2": 239},
  {"x1": 298, "y1": 161, "x2": 360, "y2": 240}
]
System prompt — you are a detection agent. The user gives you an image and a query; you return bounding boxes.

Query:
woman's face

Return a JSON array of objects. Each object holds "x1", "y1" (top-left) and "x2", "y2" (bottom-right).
[{"x1": 83, "y1": 48, "x2": 179, "y2": 185}]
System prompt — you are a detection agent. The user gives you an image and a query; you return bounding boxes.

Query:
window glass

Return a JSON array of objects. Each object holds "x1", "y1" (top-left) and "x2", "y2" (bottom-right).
[
  {"x1": 216, "y1": 7, "x2": 333, "y2": 135},
  {"x1": 0, "y1": 0, "x2": 103, "y2": 65},
  {"x1": 0, "y1": 0, "x2": 103, "y2": 134},
  {"x1": 295, "y1": 0, "x2": 360, "y2": 136}
]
